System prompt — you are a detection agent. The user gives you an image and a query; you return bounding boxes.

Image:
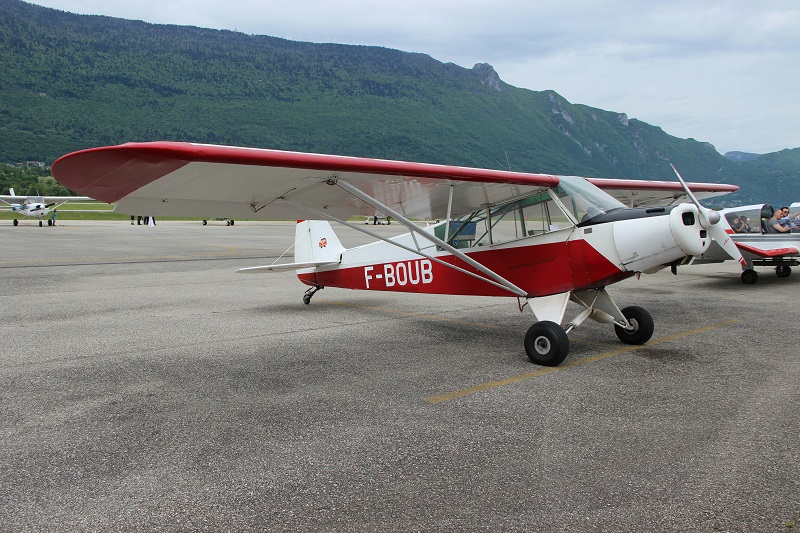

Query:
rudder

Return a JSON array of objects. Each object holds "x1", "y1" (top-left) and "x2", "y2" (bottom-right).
[{"x1": 294, "y1": 220, "x2": 345, "y2": 264}]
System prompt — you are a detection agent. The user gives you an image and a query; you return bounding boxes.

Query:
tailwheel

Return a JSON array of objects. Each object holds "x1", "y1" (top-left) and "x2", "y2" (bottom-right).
[
  {"x1": 775, "y1": 265, "x2": 791, "y2": 278},
  {"x1": 524, "y1": 321, "x2": 569, "y2": 366},
  {"x1": 741, "y1": 269, "x2": 759, "y2": 284},
  {"x1": 614, "y1": 306, "x2": 654, "y2": 345},
  {"x1": 302, "y1": 285, "x2": 323, "y2": 305}
]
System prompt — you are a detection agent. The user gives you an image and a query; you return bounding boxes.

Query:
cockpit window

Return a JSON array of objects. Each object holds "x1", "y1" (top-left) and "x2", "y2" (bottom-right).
[
  {"x1": 436, "y1": 191, "x2": 572, "y2": 249},
  {"x1": 433, "y1": 177, "x2": 627, "y2": 249},
  {"x1": 555, "y1": 176, "x2": 627, "y2": 224}
]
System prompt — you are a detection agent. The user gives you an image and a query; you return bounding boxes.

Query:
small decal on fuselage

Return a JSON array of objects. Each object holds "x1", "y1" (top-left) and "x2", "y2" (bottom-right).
[
  {"x1": 364, "y1": 259, "x2": 433, "y2": 289},
  {"x1": 318, "y1": 237, "x2": 327, "y2": 248}
]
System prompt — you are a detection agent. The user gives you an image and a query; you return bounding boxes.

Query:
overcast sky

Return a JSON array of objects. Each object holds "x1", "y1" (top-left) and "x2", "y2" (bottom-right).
[{"x1": 30, "y1": 0, "x2": 800, "y2": 155}]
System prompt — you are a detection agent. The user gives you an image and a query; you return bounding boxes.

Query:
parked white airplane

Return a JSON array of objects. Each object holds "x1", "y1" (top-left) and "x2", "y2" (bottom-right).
[{"x1": 0, "y1": 188, "x2": 90, "y2": 226}]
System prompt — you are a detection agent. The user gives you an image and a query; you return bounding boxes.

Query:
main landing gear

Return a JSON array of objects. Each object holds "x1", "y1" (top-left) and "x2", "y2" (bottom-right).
[
  {"x1": 741, "y1": 265, "x2": 793, "y2": 284},
  {"x1": 523, "y1": 290, "x2": 655, "y2": 366}
]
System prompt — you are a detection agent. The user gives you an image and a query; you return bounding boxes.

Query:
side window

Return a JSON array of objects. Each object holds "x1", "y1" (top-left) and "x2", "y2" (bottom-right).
[
  {"x1": 437, "y1": 191, "x2": 575, "y2": 250},
  {"x1": 547, "y1": 197, "x2": 574, "y2": 231},
  {"x1": 520, "y1": 200, "x2": 548, "y2": 235},
  {"x1": 489, "y1": 203, "x2": 521, "y2": 244}
]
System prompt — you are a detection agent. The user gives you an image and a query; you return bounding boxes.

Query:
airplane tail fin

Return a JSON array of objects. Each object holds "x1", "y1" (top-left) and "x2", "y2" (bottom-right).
[
  {"x1": 9, "y1": 188, "x2": 15, "y2": 196},
  {"x1": 236, "y1": 220, "x2": 345, "y2": 274},
  {"x1": 294, "y1": 220, "x2": 345, "y2": 264}
]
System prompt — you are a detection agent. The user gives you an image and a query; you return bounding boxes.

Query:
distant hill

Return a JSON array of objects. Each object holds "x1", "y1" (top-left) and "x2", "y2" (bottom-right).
[
  {"x1": 724, "y1": 151, "x2": 761, "y2": 162},
  {"x1": 0, "y1": 0, "x2": 796, "y2": 206}
]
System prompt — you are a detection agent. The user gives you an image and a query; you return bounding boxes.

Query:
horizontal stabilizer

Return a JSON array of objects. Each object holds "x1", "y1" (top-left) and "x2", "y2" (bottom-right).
[{"x1": 236, "y1": 261, "x2": 338, "y2": 274}]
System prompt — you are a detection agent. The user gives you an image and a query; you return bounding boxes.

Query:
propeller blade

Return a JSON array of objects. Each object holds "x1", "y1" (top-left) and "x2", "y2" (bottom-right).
[
  {"x1": 708, "y1": 223, "x2": 746, "y2": 266},
  {"x1": 670, "y1": 164, "x2": 702, "y2": 206},
  {"x1": 670, "y1": 164, "x2": 717, "y2": 228},
  {"x1": 670, "y1": 163, "x2": 745, "y2": 266}
]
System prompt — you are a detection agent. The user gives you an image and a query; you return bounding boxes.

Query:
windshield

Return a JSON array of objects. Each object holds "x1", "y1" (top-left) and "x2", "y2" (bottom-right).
[{"x1": 555, "y1": 176, "x2": 627, "y2": 224}]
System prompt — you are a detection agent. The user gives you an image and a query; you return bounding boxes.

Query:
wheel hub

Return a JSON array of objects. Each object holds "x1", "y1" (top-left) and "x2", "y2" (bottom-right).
[{"x1": 534, "y1": 335, "x2": 551, "y2": 355}]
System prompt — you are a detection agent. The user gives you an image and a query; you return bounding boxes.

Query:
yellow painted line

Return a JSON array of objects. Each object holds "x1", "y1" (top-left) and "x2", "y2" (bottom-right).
[{"x1": 424, "y1": 319, "x2": 741, "y2": 404}]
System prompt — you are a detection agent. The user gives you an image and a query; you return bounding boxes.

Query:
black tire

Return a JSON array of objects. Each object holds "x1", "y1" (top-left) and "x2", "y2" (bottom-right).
[
  {"x1": 13, "y1": 219, "x2": 18, "y2": 226},
  {"x1": 775, "y1": 265, "x2": 791, "y2": 278},
  {"x1": 741, "y1": 269, "x2": 758, "y2": 284},
  {"x1": 524, "y1": 321, "x2": 569, "y2": 366},
  {"x1": 202, "y1": 220, "x2": 207, "y2": 225},
  {"x1": 39, "y1": 220, "x2": 43, "y2": 227},
  {"x1": 230, "y1": 220, "x2": 234, "y2": 226},
  {"x1": 614, "y1": 306, "x2": 654, "y2": 345},
  {"x1": 47, "y1": 219, "x2": 52, "y2": 226}
]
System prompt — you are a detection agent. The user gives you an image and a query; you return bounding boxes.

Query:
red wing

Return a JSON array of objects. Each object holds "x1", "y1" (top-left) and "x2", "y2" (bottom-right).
[
  {"x1": 735, "y1": 242, "x2": 800, "y2": 258},
  {"x1": 52, "y1": 142, "x2": 559, "y2": 221},
  {"x1": 588, "y1": 177, "x2": 738, "y2": 207}
]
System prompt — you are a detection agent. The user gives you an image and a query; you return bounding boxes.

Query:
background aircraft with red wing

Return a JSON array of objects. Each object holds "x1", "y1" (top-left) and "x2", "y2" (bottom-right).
[
  {"x1": 689, "y1": 201, "x2": 799, "y2": 284},
  {"x1": 52, "y1": 142, "x2": 738, "y2": 366}
]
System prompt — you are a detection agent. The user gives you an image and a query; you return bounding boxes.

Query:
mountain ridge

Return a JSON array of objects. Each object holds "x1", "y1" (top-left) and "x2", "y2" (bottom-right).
[{"x1": 1, "y1": 0, "x2": 797, "y2": 205}]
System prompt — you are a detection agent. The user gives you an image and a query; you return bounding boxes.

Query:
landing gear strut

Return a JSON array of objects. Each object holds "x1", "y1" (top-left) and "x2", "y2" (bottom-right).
[{"x1": 303, "y1": 285, "x2": 323, "y2": 305}]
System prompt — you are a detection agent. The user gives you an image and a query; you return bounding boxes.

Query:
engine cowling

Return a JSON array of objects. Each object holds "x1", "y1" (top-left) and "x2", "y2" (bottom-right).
[{"x1": 609, "y1": 204, "x2": 710, "y2": 273}]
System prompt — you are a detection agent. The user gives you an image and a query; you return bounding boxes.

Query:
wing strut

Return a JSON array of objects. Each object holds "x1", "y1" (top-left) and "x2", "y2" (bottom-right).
[
  {"x1": 332, "y1": 179, "x2": 529, "y2": 298},
  {"x1": 444, "y1": 184, "x2": 454, "y2": 242},
  {"x1": 280, "y1": 198, "x2": 525, "y2": 296}
]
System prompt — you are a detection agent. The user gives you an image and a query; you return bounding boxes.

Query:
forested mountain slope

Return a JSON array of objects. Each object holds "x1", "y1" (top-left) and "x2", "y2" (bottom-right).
[{"x1": 1, "y1": 0, "x2": 795, "y2": 205}]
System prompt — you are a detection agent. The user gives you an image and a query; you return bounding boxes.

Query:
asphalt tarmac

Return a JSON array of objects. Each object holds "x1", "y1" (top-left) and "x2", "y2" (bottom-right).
[{"x1": 2, "y1": 220, "x2": 798, "y2": 531}]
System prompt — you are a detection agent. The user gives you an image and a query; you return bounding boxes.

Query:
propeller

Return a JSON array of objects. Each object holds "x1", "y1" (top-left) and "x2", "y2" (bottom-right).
[{"x1": 670, "y1": 164, "x2": 746, "y2": 267}]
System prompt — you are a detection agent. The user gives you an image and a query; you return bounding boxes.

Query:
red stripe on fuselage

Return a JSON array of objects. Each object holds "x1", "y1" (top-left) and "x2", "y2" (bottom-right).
[{"x1": 297, "y1": 239, "x2": 628, "y2": 297}]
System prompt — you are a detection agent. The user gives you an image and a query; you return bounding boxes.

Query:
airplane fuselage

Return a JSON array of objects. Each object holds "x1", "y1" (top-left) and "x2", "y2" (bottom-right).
[
  {"x1": 10, "y1": 204, "x2": 51, "y2": 218},
  {"x1": 297, "y1": 204, "x2": 709, "y2": 298}
]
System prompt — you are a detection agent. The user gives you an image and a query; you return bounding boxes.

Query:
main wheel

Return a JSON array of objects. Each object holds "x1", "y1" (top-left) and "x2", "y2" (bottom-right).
[
  {"x1": 229, "y1": 220, "x2": 234, "y2": 226},
  {"x1": 202, "y1": 220, "x2": 207, "y2": 225},
  {"x1": 524, "y1": 321, "x2": 569, "y2": 366},
  {"x1": 775, "y1": 265, "x2": 791, "y2": 278},
  {"x1": 13, "y1": 219, "x2": 18, "y2": 226},
  {"x1": 741, "y1": 269, "x2": 759, "y2": 284},
  {"x1": 614, "y1": 306, "x2": 654, "y2": 345},
  {"x1": 39, "y1": 220, "x2": 43, "y2": 227}
]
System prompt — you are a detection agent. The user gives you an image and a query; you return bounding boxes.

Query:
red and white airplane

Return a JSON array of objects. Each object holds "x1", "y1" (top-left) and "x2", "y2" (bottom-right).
[
  {"x1": 690, "y1": 202, "x2": 799, "y2": 284},
  {"x1": 52, "y1": 142, "x2": 739, "y2": 366}
]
